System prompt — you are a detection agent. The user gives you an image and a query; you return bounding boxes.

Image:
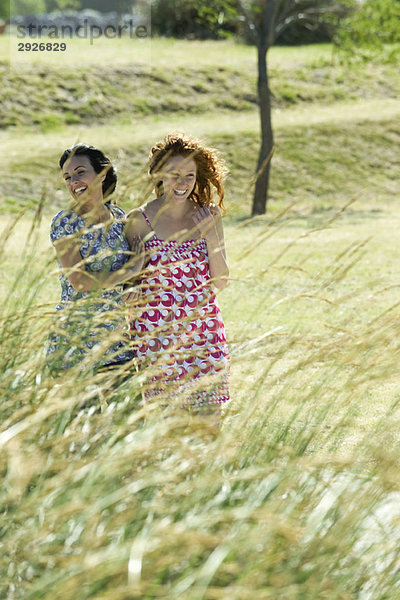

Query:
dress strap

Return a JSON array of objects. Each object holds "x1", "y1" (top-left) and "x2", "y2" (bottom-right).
[{"x1": 139, "y1": 207, "x2": 155, "y2": 232}]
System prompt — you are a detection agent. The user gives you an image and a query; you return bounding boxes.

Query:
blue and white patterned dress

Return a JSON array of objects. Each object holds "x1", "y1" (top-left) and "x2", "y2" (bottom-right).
[{"x1": 47, "y1": 203, "x2": 134, "y2": 370}]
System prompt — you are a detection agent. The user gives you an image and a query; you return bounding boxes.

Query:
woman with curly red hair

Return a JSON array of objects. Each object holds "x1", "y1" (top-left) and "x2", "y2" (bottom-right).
[{"x1": 125, "y1": 133, "x2": 230, "y2": 410}]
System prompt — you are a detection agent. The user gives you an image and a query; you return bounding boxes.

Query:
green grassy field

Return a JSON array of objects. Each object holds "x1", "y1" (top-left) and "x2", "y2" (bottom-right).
[
  {"x1": 1, "y1": 37, "x2": 399, "y2": 215},
  {"x1": 1, "y1": 36, "x2": 400, "y2": 599}
]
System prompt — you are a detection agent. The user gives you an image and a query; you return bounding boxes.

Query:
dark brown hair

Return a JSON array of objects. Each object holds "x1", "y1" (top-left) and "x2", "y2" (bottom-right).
[{"x1": 59, "y1": 144, "x2": 117, "y2": 200}]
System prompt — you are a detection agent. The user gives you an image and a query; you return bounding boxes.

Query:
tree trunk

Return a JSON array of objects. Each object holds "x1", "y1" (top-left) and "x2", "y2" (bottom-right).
[{"x1": 252, "y1": 42, "x2": 274, "y2": 216}]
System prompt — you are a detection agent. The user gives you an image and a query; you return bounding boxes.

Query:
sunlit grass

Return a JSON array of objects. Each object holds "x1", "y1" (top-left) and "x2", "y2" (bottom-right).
[
  {"x1": 1, "y1": 196, "x2": 400, "y2": 599},
  {"x1": 2, "y1": 96, "x2": 398, "y2": 158},
  {"x1": 1, "y1": 34, "x2": 400, "y2": 600},
  {"x1": 1, "y1": 36, "x2": 398, "y2": 218},
  {"x1": 1, "y1": 108, "x2": 399, "y2": 219}
]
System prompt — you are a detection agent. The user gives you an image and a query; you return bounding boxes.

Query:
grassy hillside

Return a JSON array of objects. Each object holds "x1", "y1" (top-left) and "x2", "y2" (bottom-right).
[
  {"x1": 2, "y1": 200, "x2": 400, "y2": 600},
  {"x1": 2, "y1": 41, "x2": 397, "y2": 130},
  {"x1": 1, "y1": 38, "x2": 399, "y2": 217}
]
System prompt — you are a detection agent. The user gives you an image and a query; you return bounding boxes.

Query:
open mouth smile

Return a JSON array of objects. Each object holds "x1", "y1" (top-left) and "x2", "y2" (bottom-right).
[{"x1": 73, "y1": 186, "x2": 87, "y2": 195}]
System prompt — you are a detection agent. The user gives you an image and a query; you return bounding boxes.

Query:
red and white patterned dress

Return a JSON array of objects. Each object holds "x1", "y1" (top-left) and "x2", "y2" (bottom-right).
[{"x1": 130, "y1": 209, "x2": 229, "y2": 408}]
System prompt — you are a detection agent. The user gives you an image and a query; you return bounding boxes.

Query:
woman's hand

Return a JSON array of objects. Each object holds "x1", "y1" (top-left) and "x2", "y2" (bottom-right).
[
  {"x1": 123, "y1": 235, "x2": 145, "y2": 303},
  {"x1": 122, "y1": 285, "x2": 140, "y2": 304},
  {"x1": 125, "y1": 234, "x2": 145, "y2": 278},
  {"x1": 192, "y1": 206, "x2": 216, "y2": 239},
  {"x1": 129, "y1": 235, "x2": 145, "y2": 270},
  {"x1": 192, "y1": 205, "x2": 229, "y2": 291}
]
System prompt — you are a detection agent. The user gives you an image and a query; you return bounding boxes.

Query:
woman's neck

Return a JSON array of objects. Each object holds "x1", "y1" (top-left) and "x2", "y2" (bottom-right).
[
  {"x1": 149, "y1": 196, "x2": 200, "y2": 242},
  {"x1": 74, "y1": 199, "x2": 111, "y2": 224},
  {"x1": 158, "y1": 195, "x2": 192, "y2": 219}
]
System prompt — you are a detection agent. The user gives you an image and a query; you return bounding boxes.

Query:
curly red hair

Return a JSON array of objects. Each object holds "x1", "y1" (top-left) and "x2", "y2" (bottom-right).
[{"x1": 148, "y1": 134, "x2": 228, "y2": 212}]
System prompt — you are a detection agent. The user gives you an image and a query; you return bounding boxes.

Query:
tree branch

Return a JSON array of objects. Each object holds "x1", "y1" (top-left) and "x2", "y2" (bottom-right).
[
  {"x1": 275, "y1": 3, "x2": 346, "y2": 38},
  {"x1": 236, "y1": 0, "x2": 260, "y2": 44}
]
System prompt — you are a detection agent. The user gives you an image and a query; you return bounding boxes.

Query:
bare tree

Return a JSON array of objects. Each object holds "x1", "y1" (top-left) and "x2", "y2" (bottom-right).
[{"x1": 237, "y1": 0, "x2": 348, "y2": 214}]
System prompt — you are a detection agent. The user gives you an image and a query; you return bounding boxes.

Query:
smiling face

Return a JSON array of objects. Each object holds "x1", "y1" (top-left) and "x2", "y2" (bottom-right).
[
  {"x1": 62, "y1": 154, "x2": 104, "y2": 205},
  {"x1": 161, "y1": 155, "x2": 197, "y2": 203}
]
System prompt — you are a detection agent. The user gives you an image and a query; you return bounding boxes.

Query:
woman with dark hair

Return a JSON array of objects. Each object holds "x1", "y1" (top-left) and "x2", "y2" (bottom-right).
[
  {"x1": 125, "y1": 133, "x2": 230, "y2": 410},
  {"x1": 48, "y1": 144, "x2": 144, "y2": 371},
  {"x1": 59, "y1": 144, "x2": 118, "y2": 201}
]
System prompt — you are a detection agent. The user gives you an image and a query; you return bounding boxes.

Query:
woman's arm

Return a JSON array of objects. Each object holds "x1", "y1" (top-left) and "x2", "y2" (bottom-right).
[
  {"x1": 53, "y1": 235, "x2": 145, "y2": 292},
  {"x1": 192, "y1": 206, "x2": 229, "y2": 291},
  {"x1": 125, "y1": 207, "x2": 152, "y2": 246}
]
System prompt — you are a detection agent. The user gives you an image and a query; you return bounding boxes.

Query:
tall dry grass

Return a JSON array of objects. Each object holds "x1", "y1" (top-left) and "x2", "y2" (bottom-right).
[{"x1": 1, "y1": 197, "x2": 400, "y2": 600}]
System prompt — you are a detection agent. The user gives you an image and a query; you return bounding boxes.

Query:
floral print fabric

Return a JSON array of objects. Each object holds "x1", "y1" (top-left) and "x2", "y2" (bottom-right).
[{"x1": 47, "y1": 203, "x2": 134, "y2": 370}]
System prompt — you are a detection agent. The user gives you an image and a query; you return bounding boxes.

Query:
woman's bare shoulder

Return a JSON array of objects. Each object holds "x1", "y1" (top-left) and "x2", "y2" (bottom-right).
[
  {"x1": 125, "y1": 206, "x2": 150, "y2": 236},
  {"x1": 127, "y1": 200, "x2": 163, "y2": 235}
]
